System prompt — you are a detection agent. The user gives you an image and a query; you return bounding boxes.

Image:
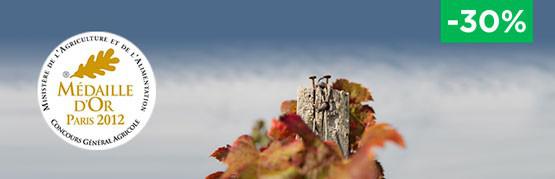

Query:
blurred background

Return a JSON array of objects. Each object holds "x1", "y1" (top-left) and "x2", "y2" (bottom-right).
[{"x1": 1, "y1": 1, "x2": 554, "y2": 178}]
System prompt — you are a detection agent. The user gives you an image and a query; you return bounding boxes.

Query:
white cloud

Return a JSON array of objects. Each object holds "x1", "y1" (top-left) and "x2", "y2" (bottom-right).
[{"x1": 1, "y1": 46, "x2": 554, "y2": 178}]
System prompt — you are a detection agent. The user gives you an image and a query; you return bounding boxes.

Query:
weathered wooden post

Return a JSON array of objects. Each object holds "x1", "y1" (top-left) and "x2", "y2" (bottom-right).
[{"x1": 297, "y1": 75, "x2": 350, "y2": 156}]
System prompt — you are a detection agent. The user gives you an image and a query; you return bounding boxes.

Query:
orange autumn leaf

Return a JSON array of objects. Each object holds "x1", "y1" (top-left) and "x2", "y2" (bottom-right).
[
  {"x1": 280, "y1": 100, "x2": 297, "y2": 114},
  {"x1": 358, "y1": 123, "x2": 405, "y2": 156},
  {"x1": 220, "y1": 135, "x2": 259, "y2": 179},
  {"x1": 329, "y1": 156, "x2": 383, "y2": 179},
  {"x1": 259, "y1": 139, "x2": 304, "y2": 171},
  {"x1": 330, "y1": 123, "x2": 403, "y2": 179},
  {"x1": 332, "y1": 78, "x2": 373, "y2": 104}
]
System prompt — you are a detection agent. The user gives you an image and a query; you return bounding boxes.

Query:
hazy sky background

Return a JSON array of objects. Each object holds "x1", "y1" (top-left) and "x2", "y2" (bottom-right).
[{"x1": 1, "y1": 1, "x2": 554, "y2": 179}]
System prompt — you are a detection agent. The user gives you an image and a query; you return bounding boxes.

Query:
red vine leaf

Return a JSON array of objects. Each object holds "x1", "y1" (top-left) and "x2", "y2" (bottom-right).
[
  {"x1": 279, "y1": 114, "x2": 319, "y2": 146},
  {"x1": 210, "y1": 145, "x2": 230, "y2": 162},
  {"x1": 267, "y1": 118, "x2": 295, "y2": 141},
  {"x1": 358, "y1": 105, "x2": 376, "y2": 127},
  {"x1": 205, "y1": 171, "x2": 224, "y2": 179}
]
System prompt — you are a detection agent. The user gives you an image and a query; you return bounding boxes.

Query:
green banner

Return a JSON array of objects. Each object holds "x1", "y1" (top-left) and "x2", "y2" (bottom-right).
[{"x1": 441, "y1": 0, "x2": 533, "y2": 43}]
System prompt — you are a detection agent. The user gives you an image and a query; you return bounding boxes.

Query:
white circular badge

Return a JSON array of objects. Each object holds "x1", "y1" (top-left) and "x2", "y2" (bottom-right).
[{"x1": 37, "y1": 32, "x2": 156, "y2": 150}]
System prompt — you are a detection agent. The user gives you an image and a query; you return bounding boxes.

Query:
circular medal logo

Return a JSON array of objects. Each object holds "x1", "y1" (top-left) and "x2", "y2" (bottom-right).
[{"x1": 37, "y1": 31, "x2": 156, "y2": 150}]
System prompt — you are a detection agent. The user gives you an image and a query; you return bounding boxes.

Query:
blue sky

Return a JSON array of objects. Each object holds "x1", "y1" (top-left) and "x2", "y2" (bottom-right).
[
  {"x1": 1, "y1": 1, "x2": 553, "y2": 46},
  {"x1": 1, "y1": 1, "x2": 554, "y2": 179}
]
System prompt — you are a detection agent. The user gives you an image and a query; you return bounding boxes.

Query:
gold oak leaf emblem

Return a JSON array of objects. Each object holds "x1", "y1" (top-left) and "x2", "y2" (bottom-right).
[{"x1": 71, "y1": 48, "x2": 120, "y2": 79}]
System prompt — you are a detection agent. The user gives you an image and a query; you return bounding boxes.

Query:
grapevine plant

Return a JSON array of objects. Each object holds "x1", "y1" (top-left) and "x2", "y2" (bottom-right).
[{"x1": 207, "y1": 79, "x2": 405, "y2": 179}]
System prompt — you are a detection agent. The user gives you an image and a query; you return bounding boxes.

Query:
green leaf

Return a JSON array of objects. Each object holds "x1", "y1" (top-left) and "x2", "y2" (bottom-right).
[{"x1": 251, "y1": 120, "x2": 271, "y2": 149}]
